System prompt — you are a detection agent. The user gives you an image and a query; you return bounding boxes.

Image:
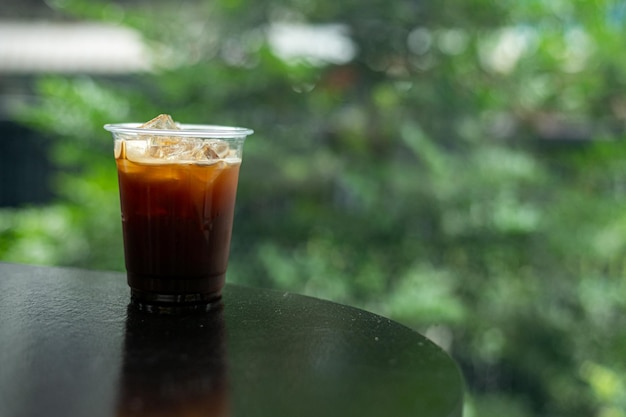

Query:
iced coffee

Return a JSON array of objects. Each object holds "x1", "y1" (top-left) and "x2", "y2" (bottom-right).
[{"x1": 105, "y1": 115, "x2": 253, "y2": 310}]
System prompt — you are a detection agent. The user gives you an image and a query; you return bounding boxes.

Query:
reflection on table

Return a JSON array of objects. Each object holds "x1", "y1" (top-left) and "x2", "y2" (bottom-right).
[{"x1": 117, "y1": 303, "x2": 229, "y2": 417}]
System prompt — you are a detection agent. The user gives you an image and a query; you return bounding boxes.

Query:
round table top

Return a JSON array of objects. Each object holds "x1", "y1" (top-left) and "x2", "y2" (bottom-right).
[{"x1": 0, "y1": 262, "x2": 463, "y2": 417}]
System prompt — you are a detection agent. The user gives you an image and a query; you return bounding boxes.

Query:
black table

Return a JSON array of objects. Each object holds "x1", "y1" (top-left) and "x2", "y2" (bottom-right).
[{"x1": 0, "y1": 262, "x2": 464, "y2": 417}]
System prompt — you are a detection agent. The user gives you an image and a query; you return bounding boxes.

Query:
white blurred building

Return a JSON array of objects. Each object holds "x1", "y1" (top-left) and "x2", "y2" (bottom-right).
[{"x1": 0, "y1": 21, "x2": 150, "y2": 74}]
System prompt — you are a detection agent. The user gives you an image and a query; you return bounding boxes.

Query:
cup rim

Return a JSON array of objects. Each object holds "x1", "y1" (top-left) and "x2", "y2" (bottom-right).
[{"x1": 104, "y1": 123, "x2": 254, "y2": 138}]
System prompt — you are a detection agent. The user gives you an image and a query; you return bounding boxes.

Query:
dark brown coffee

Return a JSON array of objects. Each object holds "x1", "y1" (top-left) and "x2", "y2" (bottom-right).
[{"x1": 116, "y1": 143, "x2": 241, "y2": 305}]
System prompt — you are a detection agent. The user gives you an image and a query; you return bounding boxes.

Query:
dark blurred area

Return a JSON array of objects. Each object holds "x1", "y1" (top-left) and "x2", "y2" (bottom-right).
[
  {"x1": 0, "y1": 119, "x2": 53, "y2": 206},
  {"x1": 1, "y1": 0, "x2": 55, "y2": 207}
]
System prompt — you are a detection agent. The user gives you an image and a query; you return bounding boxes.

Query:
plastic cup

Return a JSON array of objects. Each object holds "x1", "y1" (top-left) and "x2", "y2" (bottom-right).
[{"x1": 104, "y1": 122, "x2": 253, "y2": 311}]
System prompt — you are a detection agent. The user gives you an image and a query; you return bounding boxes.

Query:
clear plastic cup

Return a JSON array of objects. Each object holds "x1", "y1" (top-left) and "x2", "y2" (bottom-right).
[{"x1": 104, "y1": 122, "x2": 253, "y2": 311}]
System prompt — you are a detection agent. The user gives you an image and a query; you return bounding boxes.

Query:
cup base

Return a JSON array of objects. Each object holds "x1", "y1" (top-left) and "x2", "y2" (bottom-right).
[{"x1": 130, "y1": 288, "x2": 222, "y2": 314}]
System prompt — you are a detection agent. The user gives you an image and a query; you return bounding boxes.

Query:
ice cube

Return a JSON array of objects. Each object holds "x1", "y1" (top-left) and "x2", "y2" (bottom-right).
[
  {"x1": 135, "y1": 114, "x2": 186, "y2": 161},
  {"x1": 201, "y1": 140, "x2": 231, "y2": 160},
  {"x1": 125, "y1": 139, "x2": 149, "y2": 161},
  {"x1": 147, "y1": 136, "x2": 192, "y2": 160},
  {"x1": 124, "y1": 114, "x2": 233, "y2": 164},
  {"x1": 114, "y1": 140, "x2": 123, "y2": 159},
  {"x1": 140, "y1": 114, "x2": 179, "y2": 130}
]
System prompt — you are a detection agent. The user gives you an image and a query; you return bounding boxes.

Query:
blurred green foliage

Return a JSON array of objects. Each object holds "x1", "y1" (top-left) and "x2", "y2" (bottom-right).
[{"x1": 2, "y1": 0, "x2": 626, "y2": 416}]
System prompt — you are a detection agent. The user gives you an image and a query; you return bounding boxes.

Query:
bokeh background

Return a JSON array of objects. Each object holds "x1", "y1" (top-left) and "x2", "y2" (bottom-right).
[{"x1": 2, "y1": 0, "x2": 626, "y2": 416}]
